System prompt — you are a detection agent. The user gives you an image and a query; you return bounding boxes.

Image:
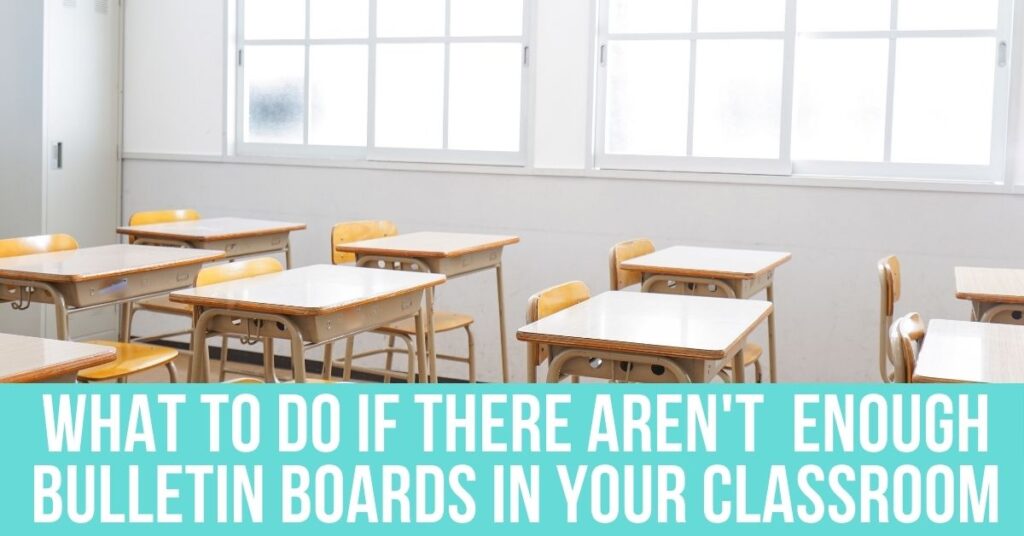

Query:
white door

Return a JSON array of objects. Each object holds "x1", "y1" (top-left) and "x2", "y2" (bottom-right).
[{"x1": 44, "y1": 0, "x2": 121, "y2": 339}]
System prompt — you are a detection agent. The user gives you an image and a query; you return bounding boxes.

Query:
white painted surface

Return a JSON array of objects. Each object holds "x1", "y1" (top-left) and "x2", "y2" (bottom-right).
[{"x1": 123, "y1": 0, "x2": 225, "y2": 155}]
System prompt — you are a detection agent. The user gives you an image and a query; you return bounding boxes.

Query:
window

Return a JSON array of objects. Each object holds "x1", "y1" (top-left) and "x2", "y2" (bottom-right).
[
  {"x1": 238, "y1": 0, "x2": 531, "y2": 165},
  {"x1": 596, "y1": 0, "x2": 1014, "y2": 182}
]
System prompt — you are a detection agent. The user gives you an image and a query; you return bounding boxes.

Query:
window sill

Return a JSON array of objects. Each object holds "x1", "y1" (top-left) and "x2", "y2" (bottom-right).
[{"x1": 121, "y1": 152, "x2": 1021, "y2": 196}]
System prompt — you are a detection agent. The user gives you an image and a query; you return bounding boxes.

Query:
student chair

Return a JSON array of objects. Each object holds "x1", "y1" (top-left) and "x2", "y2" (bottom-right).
[
  {"x1": 123, "y1": 209, "x2": 203, "y2": 352},
  {"x1": 0, "y1": 234, "x2": 180, "y2": 383},
  {"x1": 327, "y1": 220, "x2": 476, "y2": 383},
  {"x1": 526, "y1": 281, "x2": 591, "y2": 383},
  {"x1": 888, "y1": 312, "x2": 926, "y2": 383},
  {"x1": 609, "y1": 238, "x2": 763, "y2": 383},
  {"x1": 877, "y1": 256, "x2": 902, "y2": 382},
  {"x1": 190, "y1": 257, "x2": 286, "y2": 382}
]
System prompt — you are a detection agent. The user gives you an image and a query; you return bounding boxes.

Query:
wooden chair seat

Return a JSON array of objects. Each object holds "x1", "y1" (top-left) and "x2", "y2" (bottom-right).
[
  {"x1": 722, "y1": 343, "x2": 763, "y2": 370},
  {"x1": 136, "y1": 295, "x2": 193, "y2": 316},
  {"x1": 78, "y1": 341, "x2": 178, "y2": 382},
  {"x1": 223, "y1": 378, "x2": 263, "y2": 384},
  {"x1": 377, "y1": 311, "x2": 474, "y2": 335}
]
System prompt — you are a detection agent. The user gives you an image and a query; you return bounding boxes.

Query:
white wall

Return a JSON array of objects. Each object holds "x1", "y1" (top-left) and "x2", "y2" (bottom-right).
[{"x1": 121, "y1": 0, "x2": 1024, "y2": 382}]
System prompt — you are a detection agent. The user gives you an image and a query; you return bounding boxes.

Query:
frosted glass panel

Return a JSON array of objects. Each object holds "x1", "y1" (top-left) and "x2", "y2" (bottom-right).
[
  {"x1": 608, "y1": 0, "x2": 692, "y2": 34},
  {"x1": 891, "y1": 38, "x2": 996, "y2": 165},
  {"x1": 245, "y1": 46, "x2": 305, "y2": 144},
  {"x1": 899, "y1": 0, "x2": 999, "y2": 31},
  {"x1": 605, "y1": 40, "x2": 689, "y2": 156},
  {"x1": 797, "y1": 0, "x2": 891, "y2": 32},
  {"x1": 793, "y1": 39, "x2": 888, "y2": 162},
  {"x1": 448, "y1": 44, "x2": 523, "y2": 152},
  {"x1": 309, "y1": 46, "x2": 368, "y2": 146},
  {"x1": 375, "y1": 44, "x2": 445, "y2": 149},
  {"x1": 245, "y1": 0, "x2": 305, "y2": 40},
  {"x1": 377, "y1": 0, "x2": 445, "y2": 37},
  {"x1": 693, "y1": 40, "x2": 783, "y2": 159},
  {"x1": 310, "y1": 0, "x2": 369, "y2": 39},
  {"x1": 451, "y1": 0, "x2": 524, "y2": 37},
  {"x1": 698, "y1": 0, "x2": 786, "y2": 32}
]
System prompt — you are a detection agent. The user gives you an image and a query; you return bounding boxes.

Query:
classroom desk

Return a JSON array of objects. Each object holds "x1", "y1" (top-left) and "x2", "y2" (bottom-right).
[
  {"x1": 0, "y1": 333, "x2": 117, "y2": 383},
  {"x1": 0, "y1": 245, "x2": 224, "y2": 341},
  {"x1": 955, "y1": 266, "x2": 1024, "y2": 324},
  {"x1": 170, "y1": 265, "x2": 446, "y2": 383},
  {"x1": 117, "y1": 217, "x2": 307, "y2": 268},
  {"x1": 619, "y1": 245, "x2": 791, "y2": 383},
  {"x1": 913, "y1": 320, "x2": 1024, "y2": 384},
  {"x1": 335, "y1": 232, "x2": 520, "y2": 382},
  {"x1": 516, "y1": 291, "x2": 773, "y2": 383}
]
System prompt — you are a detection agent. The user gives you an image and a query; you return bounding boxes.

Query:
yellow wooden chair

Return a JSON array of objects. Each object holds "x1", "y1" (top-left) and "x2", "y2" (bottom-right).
[
  {"x1": 878, "y1": 256, "x2": 902, "y2": 382},
  {"x1": 525, "y1": 281, "x2": 591, "y2": 383},
  {"x1": 0, "y1": 234, "x2": 180, "y2": 383},
  {"x1": 124, "y1": 210, "x2": 203, "y2": 350},
  {"x1": 327, "y1": 220, "x2": 476, "y2": 383},
  {"x1": 888, "y1": 312, "x2": 925, "y2": 383},
  {"x1": 610, "y1": 239, "x2": 763, "y2": 383},
  {"x1": 193, "y1": 257, "x2": 286, "y2": 382}
]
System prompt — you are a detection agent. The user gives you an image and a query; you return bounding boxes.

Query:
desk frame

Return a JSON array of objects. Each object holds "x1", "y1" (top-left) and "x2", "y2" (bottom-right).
[{"x1": 351, "y1": 246, "x2": 509, "y2": 383}]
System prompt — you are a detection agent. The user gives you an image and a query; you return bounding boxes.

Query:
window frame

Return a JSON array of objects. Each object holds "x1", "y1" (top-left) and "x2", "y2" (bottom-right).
[
  {"x1": 234, "y1": 0, "x2": 534, "y2": 167},
  {"x1": 594, "y1": 0, "x2": 798, "y2": 176},
  {"x1": 593, "y1": 0, "x2": 1016, "y2": 184}
]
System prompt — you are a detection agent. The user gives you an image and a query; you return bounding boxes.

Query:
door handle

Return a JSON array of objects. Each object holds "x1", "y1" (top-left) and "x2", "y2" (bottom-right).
[{"x1": 53, "y1": 142, "x2": 63, "y2": 170}]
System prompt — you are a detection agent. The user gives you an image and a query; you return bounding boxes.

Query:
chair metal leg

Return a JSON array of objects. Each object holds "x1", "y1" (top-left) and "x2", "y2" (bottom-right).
[
  {"x1": 754, "y1": 359, "x2": 763, "y2": 384},
  {"x1": 384, "y1": 335, "x2": 397, "y2": 384},
  {"x1": 343, "y1": 336, "x2": 356, "y2": 382},
  {"x1": 322, "y1": 343, "x2": 334, "y2": 381},
  {"x1": 166, "y1": 361, "x2": 179, "y2": 383}
]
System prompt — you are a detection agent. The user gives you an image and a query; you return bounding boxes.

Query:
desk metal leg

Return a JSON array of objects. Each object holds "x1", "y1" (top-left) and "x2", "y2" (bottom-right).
[
  {"x1": 426, "y1": 287, "x2": 438, "y2": 383},
  {"x1": 190, "y1": 311, "x2": 213, "y2": 383},
  {"x1": 495, "y1": 263, "x2": 510, "y2": 383},
  {"x1": 284, "y1": 241, "x2": 293, "y2": 269},
  {"x1": 414, "y1": 310, "x2": 428, "y2": 383},
  {"x1": 766, "y1": 283, "x2": 778, "y2": 383},
  {"x1": 118, "y1": 303, "x2": 132, "y2": 343}
]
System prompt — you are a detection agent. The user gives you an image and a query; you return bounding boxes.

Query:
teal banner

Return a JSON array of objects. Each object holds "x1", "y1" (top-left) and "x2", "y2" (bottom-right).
[{"x1": 0, "y1": 385, "x2": 1019, "y2": 534}]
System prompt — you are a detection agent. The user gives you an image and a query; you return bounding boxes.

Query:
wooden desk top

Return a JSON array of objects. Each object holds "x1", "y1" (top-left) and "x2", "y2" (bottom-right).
[
  {"x1": 0, "y1": 334, "x2": 116, "y2": 383},
  {"x1": 620, "y1": 245, "x2": 792, "y2": 280},
  {"x1": 0, "y1": 245, "x2": 225, "y2": 284},
  {"x1": 913, "y1": 319, "x2": 1024, "y2": 384},
  {"x1": 955, "y1": 266, "x2": 1024, "y2": 305},
  {"x1": 335, "y1": 232, "x2": 520, "y2": 259},
  {"x1": 117, "y1": 217, "x2": 307, "y2": 242},
  {"x1": 517, "y1": 291, "x2": 772, "y2": 360},
  {"x1": 171, "y1": 264, "x2": 446, "y2": 316}
]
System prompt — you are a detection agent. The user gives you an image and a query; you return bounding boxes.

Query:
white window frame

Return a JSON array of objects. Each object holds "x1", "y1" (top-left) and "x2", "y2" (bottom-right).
[
  {"x1": 594, "y1": 0, "x2": 797, "y2": 176},
  {"x1": 235, "y1": 0, "x2": 534, "y2": 167},
  {"x1": 594, "y1": 0, "x2": 1015, "y2": 184},
  {"x1": 793, "y1": 0, "x2": 1015, "y2": 183}
]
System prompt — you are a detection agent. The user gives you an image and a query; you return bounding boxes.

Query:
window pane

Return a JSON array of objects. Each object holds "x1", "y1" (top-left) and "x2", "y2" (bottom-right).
[
  {"x1": 604, "y1": 40, "x2": 689, "y2": 156},
  {"x1": 375, "y1": 44, "x2": 444, "y2": 149},
  {"x1": 309, "y1": 45, "x2": 368, "y2": 146},
  {"x1": 793, "y1": 39, "x2": 888, "y2": 162},
  {"x1": 898, "y1": 0, "x2": 999, "y2": 31},
  {"x1": 693, "y1": 40, "x2": 783, "y2": 159},
  {"x1": 244, "y1": 0, "x2": 305, "y2": 40},
  {"x1": 797, "y1": 0, "x2": 891, "y2": 32},
  {"x1": 310, "y1": 0, "x2": 369, "y2": 39},
  {"x1": 891, "y1": 38, "x2": 996, "y2": 165},
  {"x1": 245, "y1": 46, "x2": 305, "y2": 144},
  {"x1": 698, "y1": 0, "x2": 786, "y2": 32},
  {"x1": 377, "y1": 0, "x2": 445, "y2": 37},
  {"x1": 448, "y1": 44, "x2": 523, "y2": 152},
  {"x1": 451, "y1": 0, "x2": 523, "y2": 37},
  {"x1": 608, "y1": 0, "x2": 692, "y2": 34}
]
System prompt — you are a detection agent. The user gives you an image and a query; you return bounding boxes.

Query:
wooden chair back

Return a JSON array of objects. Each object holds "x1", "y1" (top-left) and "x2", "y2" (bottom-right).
[
  {"x1": 127, "y1": 210, "x2": 201, "y2": 244},
  {"x1": 526, "y1": 281, "x2": 590, "y2": 380},
  {"x1": 877, "y1": 256, "x2": 902, "y2": 381},
  {"x1": 889, "y1": 312, "x2": 925, "y2": 383},
  {"x1": 331, "y1": 220, "x2": 398, "y2": 265},
  {"x1": 197, "y1": 257, "x2": 284, "y2": 287},
  {"x1": 609, "y1": 239, "x2": 655, "y2": 290},
  {"x1": 0, "y1": 234, "x2": 79, "y2": 258}
]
